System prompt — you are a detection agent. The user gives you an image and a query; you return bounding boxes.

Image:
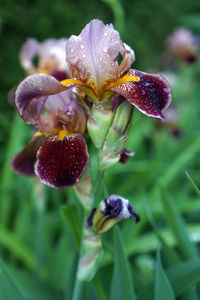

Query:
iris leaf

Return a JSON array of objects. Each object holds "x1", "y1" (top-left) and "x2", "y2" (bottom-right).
[
  {"x1": 111, "y1": 226, "x2": 136, "y2": 300},
  {"x1": 0, "y1": 258, "x2": 25, "y2": 300},
  {"x1": 154, "y1": 249, "x2": 175, "y2": 300},
  {"x1": 158, "y1": 182, "x2": 198, "y2": 259}
]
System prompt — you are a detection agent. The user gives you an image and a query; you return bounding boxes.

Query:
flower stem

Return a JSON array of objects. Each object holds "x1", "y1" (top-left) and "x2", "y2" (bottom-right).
[
  {"x1": 72, "y1": 210, "x2": 86, "y2": 300},
  {"x1": 93, "y1": 170, "x2": 104, "y2": 207}
]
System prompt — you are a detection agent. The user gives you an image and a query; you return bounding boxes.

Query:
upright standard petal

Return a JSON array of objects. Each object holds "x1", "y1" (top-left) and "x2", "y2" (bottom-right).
[
  {"x1": 15, "y1": 73, "x2": 67, "y2": 125},
  {"x1": 35, "y1": 133, "x2": 89, "y2": 189},
  {"x1": 11, "y1": 134, "x2": 45, "y2": 177},
  {"x1": 19, "y1": 38, "x2": 40, "y2": 71},
  {"x1": 111, "y1": 69, "x2": 172, "y2": 120},
  {"x1": 39, "y1": 38, "x2": 68, "y2": 70},
  {"x1": 66, "y1": 19, "x2": 126, "y2": 99}
]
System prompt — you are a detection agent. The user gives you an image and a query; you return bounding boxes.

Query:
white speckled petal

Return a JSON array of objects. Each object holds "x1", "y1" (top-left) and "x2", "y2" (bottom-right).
[
  {"x1": 111, "y1": 69, "x2": 172, "y2": 121},
  {"x1": 19, "y1": 38, "x2": 40, "y2": 71},
  {"x1": 66, "y1": 19, "x2": 126, "y2": 98}
]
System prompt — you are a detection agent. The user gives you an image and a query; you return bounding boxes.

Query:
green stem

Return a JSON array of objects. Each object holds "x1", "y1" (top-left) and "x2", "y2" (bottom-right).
[
  {"x1": 92, "y1": 276, "x2": 107, "y2": 300},
  {"x1": 93, "y1": 170, "x2": 104, "y2": 207},
  {"x1": 72, "y1": 210, "x2": 86, "y2": 300}
]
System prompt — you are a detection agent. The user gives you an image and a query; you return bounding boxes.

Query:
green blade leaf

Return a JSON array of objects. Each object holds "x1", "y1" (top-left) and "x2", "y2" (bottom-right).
[
  {"x1": 111, "y1": 226, "x2": 137, "y2": 300},
  {"x1": 167, "y1": 259, "x2": 200, "y2": 296},
  {"x1": 61, "y1": 204, "x2": 81, "y2": 250},
  {"x1": 159, "y1": 183, "x2": 198, "y2": 259},
  {"x1": 143, "y1": 193, "x2": 180, "y2": 266},
  {"x1": 185, "y1": 171, "x2": 200, "y2": 197},
  {"x1": 0, "y1": 258, "x2": 25, "y2": 300},
  {"x1": 154, "y1": 250, "x2": 175, "y2": 300}
]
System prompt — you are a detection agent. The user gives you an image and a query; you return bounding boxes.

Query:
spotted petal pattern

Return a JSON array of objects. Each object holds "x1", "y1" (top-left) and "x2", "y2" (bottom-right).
[
  {"x1": 35, "y1": 133, "x2": 89, "y2": 189},
  {"x1": 66, "y1": 19, "x2": 126, "y2": 98},
  {"x1": 111, "y1": 69, "x2": 172, "y2": 120}
]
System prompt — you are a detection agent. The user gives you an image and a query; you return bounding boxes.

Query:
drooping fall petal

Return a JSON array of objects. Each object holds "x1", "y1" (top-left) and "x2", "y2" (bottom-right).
[
  {"x1": 111, "y1": 69, "x2": 172, "y2": 120},
  {"x1": 11, "y1": 134, "x2": 45, "y2": 177},
  {"x1": 15, "y1": 73, "x2": 67, "y2": 125},
  {"x1": 66, "y1": 19, "x2": 127, "y2": 99},
  {"x1": 35, "y1": 133, "x2": 89, "y2": 189}
]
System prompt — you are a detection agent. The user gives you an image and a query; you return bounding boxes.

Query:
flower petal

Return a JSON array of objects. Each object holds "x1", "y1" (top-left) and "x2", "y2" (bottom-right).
[
  {"x1": 35, "y1": 133, "x2": 89, "y2": 189},
  {"x1": 38, "y1": 38, "x2": 68, "y2": 70},
  {"x1": 11, "y1": 134, "x2": 45, "y2": 177},
  {"x1": 15, "y1": 73, "x2": 67, "y2": 125},
  {"x1": 111, "y1": 69, "x2": 172, "y2": 120},
  {"x1": 19, "y1": 38, "x2": 40, "y2": 71},
  {"x1": 66, "y1": 19, "x2": 126, "y2": 99}
]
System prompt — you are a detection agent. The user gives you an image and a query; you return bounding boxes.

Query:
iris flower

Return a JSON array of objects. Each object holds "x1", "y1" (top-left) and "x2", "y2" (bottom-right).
[{"x1": 13, "y1": 19, "x2": 171, "y2": 189}]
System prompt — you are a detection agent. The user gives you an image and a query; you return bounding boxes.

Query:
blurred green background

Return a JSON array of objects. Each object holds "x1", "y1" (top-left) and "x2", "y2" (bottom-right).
[{"x1": 1, "y1": 0, "x2": 200, "y2": 299}]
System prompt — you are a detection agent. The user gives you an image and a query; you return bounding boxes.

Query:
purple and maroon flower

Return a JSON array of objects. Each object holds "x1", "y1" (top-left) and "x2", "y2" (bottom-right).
[
  {"x1": 12, "y1": 86, "x2": 89, "y2": 189},
  {"x1": 12, "y1": 19, "x2": 172, "y2": 189}
]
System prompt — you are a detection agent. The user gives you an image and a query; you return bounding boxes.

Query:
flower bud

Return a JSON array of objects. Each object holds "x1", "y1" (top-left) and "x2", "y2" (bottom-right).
[
  {"x1": 88, "y1": 195, "x2": 140, "y2": 234},
  {"x1": 98, "y1": 100, "x2": 133, "y2": 170},
  {"x1": 87, "y1": 100, "x2": 114, "y2": 149},
  {"x1": 77, "y1": 226, "x2": 103, "y2": 281},
  {"x1": 74, "y1": 166, "x2": 93, "y2": 210}
]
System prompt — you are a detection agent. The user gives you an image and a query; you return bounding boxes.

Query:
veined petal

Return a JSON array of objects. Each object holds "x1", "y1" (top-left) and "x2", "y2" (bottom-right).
[
  {"x1": 15, "y1": 73, "x2": 67, "y2": 125},
  {"x1": 111, "y1": 69, "x2": 172, "y2": 120},
  {"x1": 35, "y1": 133, "x2": 89, "y2": 189},
  {"x1": 11, "y1": 134, "x2": 45, "y2": 177},
  {"x1": 66, "y1": 19, "x2": 126, "y2": 99}
]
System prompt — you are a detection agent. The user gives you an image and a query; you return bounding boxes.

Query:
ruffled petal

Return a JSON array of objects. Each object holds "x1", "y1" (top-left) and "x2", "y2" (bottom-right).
[
  {"x1": 35, "y1": 133, "x2": 89, "y2": 189},
  {"x1": 11, "y1": 134, "x2": 45, "y2": 177},
  {"x1": 15, "y1": 73, "x2": 67, "y2": 125},
  {"x1": 66, "y1": 19, "x2": 126, "y2": 99},
  {"x1": 111, "y1": 69, "x2": 172, "y2": 120}
]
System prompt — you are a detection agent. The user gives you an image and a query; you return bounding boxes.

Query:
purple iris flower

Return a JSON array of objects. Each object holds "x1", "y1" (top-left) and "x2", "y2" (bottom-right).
[{"x1": 12, "y1": 19, "x2": 172, "y2": 189}]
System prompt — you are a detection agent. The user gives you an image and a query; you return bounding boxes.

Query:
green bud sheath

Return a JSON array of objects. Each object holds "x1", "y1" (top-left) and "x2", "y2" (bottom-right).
[
  {"x1": 98, "y1": 101, "x2": 133, "y2": 170},
  {"x1": 87, "y1": 100, "x2": 114, "y2": 149}
]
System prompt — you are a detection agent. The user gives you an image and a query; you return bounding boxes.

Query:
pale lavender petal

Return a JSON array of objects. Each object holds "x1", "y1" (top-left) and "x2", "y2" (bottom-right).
[
  {"x1": 15, "y1": 73, "x2": 67, "y2": 125},
  {"x1": 39, "y1": 38, "x2": 68, "y2": 70},
  {"x1": 66, "y1": 19, "x2": 126, "y2": 98},
  {"x1": 44, "y1": 90, "x2": 72, "y2": 113},
  {"x1": 19, "y1": 38, "x2": 40, "y2": 71}
]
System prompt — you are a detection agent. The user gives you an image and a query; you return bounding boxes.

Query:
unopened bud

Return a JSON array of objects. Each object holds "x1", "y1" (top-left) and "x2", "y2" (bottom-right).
[
  {"x1": 88, "y1": 195, "x2": 140, "y2": 234},
  {"x1": 87, "y1": 100, "x2": 114, "y2": 149},
  {"x1": 98, "y1": 101, "x2": 133, "y2": 170}
]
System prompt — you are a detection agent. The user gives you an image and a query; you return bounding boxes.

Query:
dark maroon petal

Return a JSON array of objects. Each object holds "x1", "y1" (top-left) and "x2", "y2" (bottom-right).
[
  {"x1": 119, "y1": 149, "x2": 135, "y2": 164},
  {"x1": 11, "y1": 135, "x2": 45, "y2": 177},
  {"x1": 50, "y1": 70, "x2": 69, "y2": 81},
  {"x1": 35, "y1": 133, "x2": 89, "y2": 189},
  {"x1": 15, "y1": 73, "x2": 67, "y2": 125},
  {"x1": 111, "y1": 69, "x2": 172, "y2": 121}
]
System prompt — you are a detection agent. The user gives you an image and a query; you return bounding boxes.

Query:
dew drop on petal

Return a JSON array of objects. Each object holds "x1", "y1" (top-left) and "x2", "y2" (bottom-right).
[{"x1": 80, "y1": 43, "x2": 85, "y2": 49}]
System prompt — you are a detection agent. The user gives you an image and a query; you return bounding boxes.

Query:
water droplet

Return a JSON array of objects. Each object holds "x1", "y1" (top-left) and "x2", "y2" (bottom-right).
[
  {"x1": 103, "y1": 47, "x2": 108, "y2": 53},
  {"x1": 104, "y1": 32, "x2": 108, "y2": 36},
  {"x1": 80, "y1": 43, "x2": 85, "y2": 49},
  {"x1": 83, "y1": 54, "x2": 86, "y2": 58}
]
